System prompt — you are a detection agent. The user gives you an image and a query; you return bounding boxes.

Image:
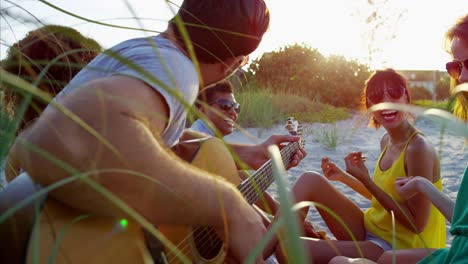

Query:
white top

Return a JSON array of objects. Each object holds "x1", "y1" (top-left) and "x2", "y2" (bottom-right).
[
  {"x1": 53, "y1": 35, "x2": 199, "y2": 147},
  {"x1": 189, "y1": 119, "x2": 215, "y2": 137}
]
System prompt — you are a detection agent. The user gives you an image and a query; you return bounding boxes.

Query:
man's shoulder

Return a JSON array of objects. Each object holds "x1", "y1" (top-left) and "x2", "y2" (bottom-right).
[
  {"x1": 111, "y1": 35, "x2": 167, "y2": 52},
  {"x1": 77, "y1": 76, "x2": 170, "y2": 124},
  {"x1": 88, "y1": 75, "x2": 155, "y2": 97},
  {"x1": 112, "y1": 36, "x2": 198, "y2": 88},
  {"x1": 115, "y1": 35, "x2": 186, "y2": 63}
]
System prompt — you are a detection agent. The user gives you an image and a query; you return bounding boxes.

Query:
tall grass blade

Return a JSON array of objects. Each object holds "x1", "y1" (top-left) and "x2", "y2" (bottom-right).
[
  {"x1": 37, "y1": 0, "x2": 160, "y2": 34},
  {"x1": 295, "y1": 201, "x2": 364, "y2": 259},
  {"x1": 0, "y1": 138, "x2": 191, "y2": 263},
  {"x1": 369, "y1": 101, "x2": 468, "y2": 138},
  {"x1": 245, "y1": 217, "x2": 284, "y2": 264},
  {"x1": 48, "y1": 214, "x2": 91, "y2": 264},
  {"x1": 0, "y1": 69, "x2": 122, "y2": 158},
  {"x1": 391, "y1": 211, "x2": 396, "y2": 264},
  {"x1": 32, "y1": 196, "x2": 40, "y2": 264},
  {"x1": 266, "y1": 145, "x2": 309, "y2": 264}
]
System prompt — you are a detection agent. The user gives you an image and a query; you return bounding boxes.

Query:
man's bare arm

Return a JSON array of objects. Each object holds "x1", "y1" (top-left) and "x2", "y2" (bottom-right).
[
  {"x1": 15, "y1": 76, "x2": 254, "y2": 227},
  {"x1": 230, "y1": 135, "x2": 306, "y2": 170}
]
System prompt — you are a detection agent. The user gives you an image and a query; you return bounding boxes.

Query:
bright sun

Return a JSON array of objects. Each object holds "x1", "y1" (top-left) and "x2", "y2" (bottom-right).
[{"x1": 1, "y1": 0, "x2": 466, "y2": 70}]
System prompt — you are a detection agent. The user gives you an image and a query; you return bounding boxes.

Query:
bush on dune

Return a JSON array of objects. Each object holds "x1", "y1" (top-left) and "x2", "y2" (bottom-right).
[
  {"x1": 248, "y1": 44, "x2": 371, "y2": 109},
  {"x1": 236, "y1": 91, "x2": 350, "y2": 128}
]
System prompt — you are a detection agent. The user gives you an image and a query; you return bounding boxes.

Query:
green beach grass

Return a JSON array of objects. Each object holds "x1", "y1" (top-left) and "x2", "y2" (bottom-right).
[
  {"x1": 236, "y1": 90, "x2": 351, "y2": 129},
  {"x1": 413, "y1": 99, "x2": 453, "y2": 111}
]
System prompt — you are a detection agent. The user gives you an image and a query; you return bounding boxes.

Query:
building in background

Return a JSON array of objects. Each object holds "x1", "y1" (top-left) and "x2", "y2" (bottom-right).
[{"x1": 397, "y1": 70, "x2": 449, "y2": 100}]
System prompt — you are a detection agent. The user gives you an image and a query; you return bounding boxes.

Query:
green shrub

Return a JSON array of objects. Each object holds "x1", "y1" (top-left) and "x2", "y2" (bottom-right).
[
  {"x1": 248, "y1": 44, "x2": 371, "y2": 109},
  {"x1": 310, "y1": 123, "x2": 340, "y2": 149},
  {"x1": 413, "y1": 100, "x2": 452, "y2": 111},
  {"x1": 237, "y1": 91, "x2": 350, "y2": 128},
  {"x1": 236, "y1": 91, "x2": 277, "y2": 128}
]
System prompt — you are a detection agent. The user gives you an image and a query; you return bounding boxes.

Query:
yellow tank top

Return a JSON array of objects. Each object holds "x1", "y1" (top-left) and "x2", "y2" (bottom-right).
[{"x1": 364, "y1": 131, "x2": 446, "y2": 249}]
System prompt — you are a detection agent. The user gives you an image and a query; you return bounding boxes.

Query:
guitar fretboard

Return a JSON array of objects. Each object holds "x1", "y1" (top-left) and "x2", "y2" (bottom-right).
[{"x1": 237, "y1": 141, "x2": 302, "y2": 204}]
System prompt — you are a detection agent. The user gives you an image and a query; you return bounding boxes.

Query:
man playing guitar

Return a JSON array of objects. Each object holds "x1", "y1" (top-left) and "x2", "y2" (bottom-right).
[{"x1": 3, "y1": 0, "x2": 306, "y2": 263}]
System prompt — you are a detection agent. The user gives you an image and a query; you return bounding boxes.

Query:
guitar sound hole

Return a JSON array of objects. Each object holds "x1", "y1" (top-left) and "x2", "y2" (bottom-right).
[{"x1": 193, "y1": 227, "x2": 223, "y2": 259}]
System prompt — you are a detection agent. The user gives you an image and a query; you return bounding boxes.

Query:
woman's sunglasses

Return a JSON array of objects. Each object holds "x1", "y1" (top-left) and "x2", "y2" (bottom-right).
[
  {"x1": 209, "y1": 99, "x2": 241, "y2": 114},
  {"x1": 446, "y1": 58, "x2": 468, "y2": 80},
  {"x1": 367, "y1": 86, "x2": 406, "y2": 104}
]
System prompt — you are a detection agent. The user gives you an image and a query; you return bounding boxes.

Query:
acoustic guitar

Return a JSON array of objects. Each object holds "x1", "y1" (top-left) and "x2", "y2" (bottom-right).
[
  {"x1": 159, "y1": 117, "x2": 304, "y2": 263},
  {"x1": 16, "y1": 118, "x2": 303, "y2": 263}
]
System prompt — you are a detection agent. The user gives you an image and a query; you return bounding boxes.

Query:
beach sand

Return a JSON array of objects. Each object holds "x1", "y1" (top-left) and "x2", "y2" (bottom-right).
[{"x1": 226, "y1": 114, "x2": 467, "y2": 247}]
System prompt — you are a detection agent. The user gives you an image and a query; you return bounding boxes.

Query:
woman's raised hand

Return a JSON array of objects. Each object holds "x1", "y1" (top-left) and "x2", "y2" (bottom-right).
[
  {"x1": 395, "y1": 176, "x2": 427, "y2": 200},
  {"x1": 321, "y1": 157, "x2": 345, "y2": 182},
  {"x1": 344, "y1": 151, "x2": 371, "y2": 183}
]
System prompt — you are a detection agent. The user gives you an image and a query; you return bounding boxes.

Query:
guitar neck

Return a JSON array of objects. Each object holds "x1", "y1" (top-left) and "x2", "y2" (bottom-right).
[{"x1": 238, "y1": 141, "x2": 301, "y2": 204}]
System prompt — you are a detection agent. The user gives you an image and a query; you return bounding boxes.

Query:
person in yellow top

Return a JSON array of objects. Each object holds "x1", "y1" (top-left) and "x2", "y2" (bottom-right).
[
  {"x1": 330, "y1": 14, "x2": 468, "y2": 264},
  {"x1": 363, "y1": 128, "x2": 445, "y2": 249},
  {"x1": 269, "y1": 69, "x2": 446, "y2": 263}
]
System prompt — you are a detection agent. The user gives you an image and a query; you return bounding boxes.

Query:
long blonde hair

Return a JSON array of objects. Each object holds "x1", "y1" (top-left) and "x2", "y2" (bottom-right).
[{"x1": 445, "y1": 15, "x2": 468, "y2": 121}]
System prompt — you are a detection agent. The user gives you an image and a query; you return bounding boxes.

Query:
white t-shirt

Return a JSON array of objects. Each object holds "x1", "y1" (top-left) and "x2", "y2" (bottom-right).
[
  {"x1": 189, "y1": 119, "x2": 215, "y2": 137},
  {"x1": 54, "y1": 35, "x2": 199, "y2": 147}
]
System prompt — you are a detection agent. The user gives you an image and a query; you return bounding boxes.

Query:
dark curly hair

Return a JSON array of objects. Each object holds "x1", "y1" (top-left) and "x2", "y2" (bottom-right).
[
  {"x1": 1, "y1": 25, "x2": 102, "y2": 133},
  {"x1": 195, "y1": 80, "x2": 234, "y2": 108}
]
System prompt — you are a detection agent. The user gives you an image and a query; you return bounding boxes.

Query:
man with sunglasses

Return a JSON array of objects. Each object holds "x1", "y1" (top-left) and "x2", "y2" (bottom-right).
[
  {"x1": 190, "y1": 81, "x2": 240, "y2": 137},
  {"x1": 190, "y1": 80, "x2": 322, "y2": 258}
]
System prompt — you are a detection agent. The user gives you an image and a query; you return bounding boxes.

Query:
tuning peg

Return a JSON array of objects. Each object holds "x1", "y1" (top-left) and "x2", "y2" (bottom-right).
[
  {"x1": 292, "y1": 120, "x2": 298, "y2": 131},
  {"x1": 284, "y1": 117, "x2": 296, "y2": 131},
  {"x1": 298, "y1": 125, "x2": 303, "y2": 133}
]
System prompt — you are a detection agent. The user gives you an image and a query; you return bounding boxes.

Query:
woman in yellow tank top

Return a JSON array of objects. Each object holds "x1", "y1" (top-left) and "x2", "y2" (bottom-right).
[
  {"x1": 273, "y1": 69, "x2": 446, "y2": 263},
  {"x1": 330, "y1": 14, "x2": 468, "y2": 264}
]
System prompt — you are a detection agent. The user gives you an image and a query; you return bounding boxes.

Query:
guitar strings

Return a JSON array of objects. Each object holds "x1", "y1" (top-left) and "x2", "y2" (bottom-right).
[
  {"x1": 165, "y1": 142, "x2": 300, "y2": 263},
  {"x1": 241, "y1": 142, "x2": 299, "y2": 203},
  {"x1": 166, "y1": 162, "x2": 296, "y2": 262},
  {"x1": 165, "y1": 141, "x2": 302, "y2": 262},
  {"x1": 166, "y1": 143, "x2": 299, "y2": 263}
]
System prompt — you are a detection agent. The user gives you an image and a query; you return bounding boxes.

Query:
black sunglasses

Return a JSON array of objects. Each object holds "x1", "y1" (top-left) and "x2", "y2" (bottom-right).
[
  {"x1": 367, "y1": 86, "x2": 406, "y2": 104},
  {"x1": 446, "y1": 58, "x2": 468, "y2": 80},
  {"x1": 209, "y1": 99, "x2": 241, "y2": 114}
]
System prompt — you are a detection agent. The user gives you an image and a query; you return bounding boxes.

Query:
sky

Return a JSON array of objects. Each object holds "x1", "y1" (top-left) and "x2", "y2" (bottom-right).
[{"x1": 1, "y1": 0, "x2": 467, "y2": 71}]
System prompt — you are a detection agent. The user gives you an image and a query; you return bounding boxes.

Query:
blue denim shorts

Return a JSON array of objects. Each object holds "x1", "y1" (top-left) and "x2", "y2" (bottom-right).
[{"x1": 365, "y1": 231, "x2": 392, "y2": 251}]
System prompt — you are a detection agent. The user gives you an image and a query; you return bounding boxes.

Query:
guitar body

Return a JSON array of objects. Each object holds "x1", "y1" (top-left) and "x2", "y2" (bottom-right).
[
  {"x1": 26, "y1": 199, "x2": 153, "y2": 264},
  {"x1": 159, "y1": 137, "x2": 239, "y2": 263},
  {"x1": 26, "y1": 137, "x2": 237, "y2": 264}
]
